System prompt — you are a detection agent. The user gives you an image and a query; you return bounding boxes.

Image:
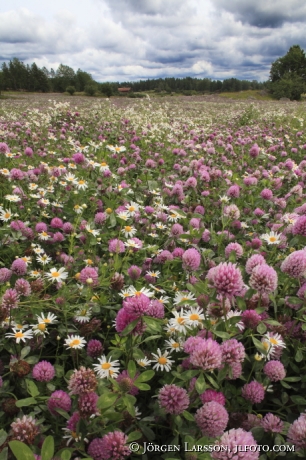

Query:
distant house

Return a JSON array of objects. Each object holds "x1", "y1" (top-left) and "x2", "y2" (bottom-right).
[{"x1": 118, "y1": 87, "x2": 132, "y2": 93}]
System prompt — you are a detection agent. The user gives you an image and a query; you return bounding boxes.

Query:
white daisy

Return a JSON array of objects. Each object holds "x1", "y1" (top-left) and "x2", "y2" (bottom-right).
[
  {"x1": 5, "y1": 195, "x2": 21, "y2": 202},
  {"x1": 146, "y1": 270, "x2": 161, "y2": 279},
  {"x1": 32, "y1": 323, "x2": 49, "y2": 337},
  {"x1": 136, "y1": 357, "x2": 151, "y2": 368},
  {"x1": 261, "y1": 332, "x2": 286, "y2": 360},
  {"x1": 74, "y1": 307, "x2": 92, "y2": 323},
  {"x1": 45, "y1": 267, "x2": 68, "y2": 283},
  {"x1": 65, "y1": 335, "x2": 87, "y2": 349},
  {"x1": 173, "y1": 291, "x2": 196, "y2": 305},
  {"x1": 183, "y1": 307, "x2": 205, "y2": 327},
  {"x1": 151, "y1": 349, "x2": 174, "y2": 372},
  {"x1": 36, "y1": 254, "x2": 52, "y2": 265},
  {"x1": 124, "y1": 239, "x2": 141, "y2": 249},
  {"x1": 85, "y1": 225, "x2": 100, "y2": 237},
  {"x1": 126, "y1": 202, "x2": 140, "y2": 216},
  {"x1": 97, "y1": 161, "x2": 110, "y2": 172},
  {"x1": 168, "y1": 308, "x2": 189, "y2": 334},
  {"x1": 38, "y1": 231, "x2": 51, "y2": 241},
  {"x1": 261, "y1": 231, "x2": 282, "y2": 245},
  {"x1": 0, "y1": 209, "x2": 13, "y2": 221},
  {"x1": 76, "y1": 179, "x2": 88, "y2": 190},
  {"x1": 164, "y1": 338, "x2": 184, "y2": 352},
  {"x1": 5, "y1": 328, "x2": 34, "y2": 343},
  {"x1": 37, "y1": 312, "x2": 58, "y2": 324},
  {"x1": 93, "y1": 355, "x2": 120, "y2": 379},
  {"x1": 121, "y1": 225, "x2": 137, "y2": 238},
  {"x1": 128, "y1": 286, "x2": 154, "y2": 298}
]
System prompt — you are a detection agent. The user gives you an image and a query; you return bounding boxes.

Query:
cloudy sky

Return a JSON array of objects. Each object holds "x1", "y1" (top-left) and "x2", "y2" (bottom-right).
[{"x1": 1, "y1": 0, "x2": 306, "y2": 83}]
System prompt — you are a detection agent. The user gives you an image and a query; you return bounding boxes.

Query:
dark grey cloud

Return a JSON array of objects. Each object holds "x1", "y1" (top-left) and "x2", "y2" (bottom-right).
[{"x1": 214, "y1": 0, "x2": 306, "y2": 27}]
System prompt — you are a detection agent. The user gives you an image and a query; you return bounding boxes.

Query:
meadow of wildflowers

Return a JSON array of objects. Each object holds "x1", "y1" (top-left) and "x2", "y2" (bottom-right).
[{"x1": 0, "y1": 93, "x2": 306, "y2": 459}]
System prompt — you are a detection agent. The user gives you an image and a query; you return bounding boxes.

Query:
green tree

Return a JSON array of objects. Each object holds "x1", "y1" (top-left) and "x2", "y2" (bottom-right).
[
  {"x1": 53, "y1": 64, "x2": 75, "y2": 92},
  {"x1": 75, "y1": 69, "x2": 93, "y2": 92},
  {"x1": 29, "y1": 63, "x2": 49, "y2": 92},
  {"x1": 270, "y1": 45, "x2": 306, "y2": 100}
]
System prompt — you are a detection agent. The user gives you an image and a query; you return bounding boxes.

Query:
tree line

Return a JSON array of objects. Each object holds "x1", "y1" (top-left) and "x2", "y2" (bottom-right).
[
  {"x1": 1, "y1": 45, "x2": 305, "y2": 99},
  {"x1": 0, "y1": 59, "x2": 96, "y2": 94},
  {"x1": 0, "y1": 58, "x2": 267, "y2": 96}
]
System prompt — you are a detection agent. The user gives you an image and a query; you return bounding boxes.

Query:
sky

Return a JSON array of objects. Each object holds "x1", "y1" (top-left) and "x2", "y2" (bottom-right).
[{"x1": 1, "y1": 0, "x2": 306, "y2": 83}]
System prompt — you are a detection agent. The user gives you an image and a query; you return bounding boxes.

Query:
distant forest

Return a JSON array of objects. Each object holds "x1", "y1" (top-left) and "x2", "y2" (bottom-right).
[{"x1": 0, "y1": 58, "x2": 268, "y2": 95}]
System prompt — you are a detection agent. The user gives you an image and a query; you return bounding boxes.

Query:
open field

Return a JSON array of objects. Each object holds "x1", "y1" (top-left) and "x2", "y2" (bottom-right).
[{"x1": 0, "y1": 94, "x2": 306, "y2": 459}]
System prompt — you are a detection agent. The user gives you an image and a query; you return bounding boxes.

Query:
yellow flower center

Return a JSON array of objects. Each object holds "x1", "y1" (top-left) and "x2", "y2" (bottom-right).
[
  {"x1": 190, "y1": 314, "x2": 199, "y2": 321},
  {"x1": 269, "y1": 237, "x2": 277, "y2": 242},
  {"x1": 158, "y1": 357, "x2": 167, "y2": 365},
  {"x1": 106, "y1": 208, "x2": 112, "y2": 214},
  {"x1": 102, "y1": 363, "x2": 111, "y2": 370},
  {"x1": 70, "y1": 339, "x2": 81, "y2": 347},
  {"x1": 101, "y1": 162, "x2": 108, "y2": 167},
  {"x1": 37, "y1": 323, "x2": 46, "y2": 331},
  {"x1": 269, "y1": 338, "x2": 278, "y2": 345},
  {"x1": 125, "y1": 226, "x2": 132, "y2": 232},
  {"x1": 4, "y1": 213, "x2": 11, "y2": 219},
  {"x1": 177, "y1": 317, "x2": 185, "y2": 324},
  {"x1": 128, "y1": 206, "x2": 135, "y2": 212},
  {"x1": 15, "y1": 332, "x2": 24, "y2": 338},
  {"x1": 172, "y1": 342, "x2": 179, "y2": 348},
  {"x1": 51, "y1": 271, "x2": 60, "y2": 278},
  {"x1": 78, "y1": 180, "x2": 85, "y2": 185}
]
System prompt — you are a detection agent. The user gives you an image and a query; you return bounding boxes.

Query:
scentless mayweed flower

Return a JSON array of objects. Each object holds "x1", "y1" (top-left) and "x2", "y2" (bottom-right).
[{"x1": 158, "y1": 384, "x2": 189, "y2": 414}]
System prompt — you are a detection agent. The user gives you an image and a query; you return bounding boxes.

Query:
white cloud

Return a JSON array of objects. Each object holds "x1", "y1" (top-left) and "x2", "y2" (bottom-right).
[{"x1": 0, "y1": 0, "x2": 306, "y2": 82}]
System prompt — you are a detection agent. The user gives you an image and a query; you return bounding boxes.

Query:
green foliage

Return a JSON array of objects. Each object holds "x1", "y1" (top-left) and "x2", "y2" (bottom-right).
[
  {"x1": 8, "y1": 441, "x2": 35, "y2": 460},
  {"x1": 66, "y1": 85, "x2": 76, "y2": 95},
  {"x1": 238, "y1": 104, "x2": 259, "y2": 126},
  {"x1": 270, "y1": 45, "x2": 306, "y2": 100},
  {"x1": 99, "y1": 82, "x2": 113, "y2": 97},
  {"x1": 84, "y1": 83, "x2": 97, "y2": 96},
  {"x1": 270, "y1": 73, "x2": 305, "y2": 100}
]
